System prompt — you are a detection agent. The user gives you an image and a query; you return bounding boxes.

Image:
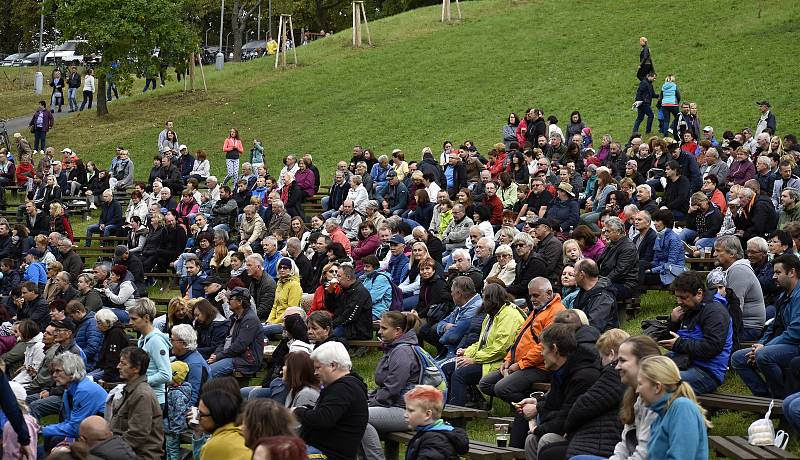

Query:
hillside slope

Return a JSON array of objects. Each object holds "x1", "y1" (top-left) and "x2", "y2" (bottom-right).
[{"x1": 45, "y1": 0, "x2": 800, "y2": 179}]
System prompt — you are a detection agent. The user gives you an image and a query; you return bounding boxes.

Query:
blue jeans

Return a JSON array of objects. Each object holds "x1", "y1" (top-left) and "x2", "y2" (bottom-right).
[
  {"x1": 680, "y1": 366, "x2": 720, "y2": 395},
  {"x1": 402, "y1": 294, "x2": 419, "y2": 311},
  {"x1": 263, "y1": 323, "x2": 284, "y2": 337},
  {"x1": 681, "y1": 228, "x2": 698, "y2": 243},
  {"x1": 633, "y1": 104, "x2": 654, "y2": 134},
  {"x1": 696, "y1": 237, "x2": 716, "y2": 249},
  {"x1": 241, "y1": 385, "x2": 273, "y2": 400},
  {"x1": 209, "y1": 357, "x2": 234, "y2": 377},
  {"x1": 68, "y1": 88, "x2": 78, "y2": 110},
  {"x1": 166, "y1": 433, "x2": 181, "y2": 460},
  {"x1": 571, "y1": 456, "x2": 607, "y2": 460},
  {"x1": 321, "y1": 196, "x2": 331, "y2": 212},
  {"x1": 106, "y1": 82, "x2": 118, "y2": 100},
  {"x1": 86, "y1": 223, "x2": 120, "y2": 240},
  {"x1": 784, "y1": 391, "x2": 800, "y2": 432},
  {"x1": 33, "y1": 128, "x2": 46, "y2": 152},
  {"x1": 27, "y1": 394, "x2": 62, "y2": 419},
  {"x1": 443, "y1": 361, "x2": 483, "y2": 406},
  {"x1": 740, "y1": 327, "x2": 763, "y2": 342},
  {"x1": 731, "y1": 344, "x2": 799, "y2": 397}
]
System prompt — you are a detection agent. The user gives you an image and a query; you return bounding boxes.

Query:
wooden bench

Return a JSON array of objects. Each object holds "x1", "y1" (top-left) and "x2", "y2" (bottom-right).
[
  {"x1": 697, "y1": 393, "x2": 782, "y2": 417},
  {"x1": 348, "y1": 339, "x2": 383, "y2": 349},
  {"x1": 442, "y1": 404, "x2": 488, "y2": 428},
  {"x1": 710, "y1": 435, "x2": 798, "y2": 459},
  {"x1": 383, "y1": 431, "x2": 524, "y2": 460}
]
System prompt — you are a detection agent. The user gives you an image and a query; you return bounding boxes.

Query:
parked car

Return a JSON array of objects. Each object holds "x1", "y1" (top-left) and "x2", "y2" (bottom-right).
[
  {"x1": 44, "y1": 40, "x2": 89, "y2": 65},
  {"x1": 0, "y1": 53, "x2": 29, "y2": 67},
  {"x1": 19, "y1": 52, "x2": 47, "y2": 66}
]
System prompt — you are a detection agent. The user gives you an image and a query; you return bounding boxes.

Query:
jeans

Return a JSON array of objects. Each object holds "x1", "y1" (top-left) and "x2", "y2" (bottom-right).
[
  {"x1": 332, "y1": 326, "x2": 347, "y2": 339},
  {"x1": 166, "y1": 433, "x2": 181, "y2": 460},
  {"x1": 632, "y1": 104, "x2": 654, "y2": 134},
  {"x1": 263, "y1": 323, "x2": 284, "y2": 337},
  {"x1": 33, "y1": 128, "x2": 46, "y2": 152},
  {"x1": 86, "y1": 223, "x2": 120, "y2": 241},
  {"x1": 209, "y1": 357, "x2": 234, "y2": 377},
  {"x1": 27, "y1": 394, "x2": 62, "y2": 419},
  {"x1": 731, "y1": 344, "x2": 799, "y2": 397},
  {"x1": 106, "y1": 82, "x2": 118, "y2": 100},
  {"x1": 143, "y1": 78, "x2": 157, "y2": 92},
  {"x1": 68, "y1": 88, "x2": 78, "y2": 111},
  {"x1": 681, "y1": 228, "x2": 698, "y2": 243},
  {"x1": 321, "y1": 196, "x2": 331, "y2": 212},
  {"x1": 443, "y1": 361, "x2": 483, "y2": 406},
  {"x1": 740, "y1": 327, "x2": 763, "y2": 342},
  {"x1": 696, "y1": 237, "x2": 716, "y2": 249},
  {"x1": 479, "y1": 367, "x2": 551, "y2": 404},
  {"x1": 660, "y1": 105, "x2": 680, "y2": 136},
  {"x1": 401, "y1": 294, "x2": 419, "y2": 311},
  {"x1": 361, "y1": 406, "x2": 407, "y2": 460},
  {"x1": 51, "y1": 92, "x2": 63, "y2": 111},
  {"x1": 241, "y1": 385, "x2": 273, "y2": 400},
  {"x1": 784, "y1": 391, "x2": 800, "y2": 432},
  {"x1": 223, "y1": 159, "x2": 240, "y2": 186},
  {"x1": 680, "y1": 366, "x2": 720, "y2": 395},
  {"x1": 80, "y1": 90, "x2": 93, "y2": 110}
]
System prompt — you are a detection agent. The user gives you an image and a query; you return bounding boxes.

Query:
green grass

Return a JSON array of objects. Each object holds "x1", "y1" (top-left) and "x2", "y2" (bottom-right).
[{"x1": 0, "y1": 0, "x2": 792, "y2": 183}]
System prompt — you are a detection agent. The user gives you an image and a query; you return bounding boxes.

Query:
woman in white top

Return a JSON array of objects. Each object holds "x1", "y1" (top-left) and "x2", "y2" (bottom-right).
[
  {"x1": 12, "y1": 321, "x2": 45, "y2": 387},
  {"x1": 189, "y1": 149, "x2": 211, "y2": 181},
  {"x1": 486, "y1": 244, "x2": 517, "y2": 287},
  {"x1": 79, "y1": 68, "x2": 95, "y2": 111},
  {"x1": 103, "y1": 264, "x2": 137, "y2": 309}
]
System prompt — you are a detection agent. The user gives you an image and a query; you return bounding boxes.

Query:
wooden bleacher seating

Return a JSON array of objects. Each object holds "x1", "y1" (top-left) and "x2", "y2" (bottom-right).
[
  {"x1": 710, "y1": 435, "x2": 798, "y2": 459},
  {"x1": 697, "y1": 393, "x2": 782, "y2": 417},
  {"x1": 383, "y1": 431, "x2": 524, "y2": 460}
]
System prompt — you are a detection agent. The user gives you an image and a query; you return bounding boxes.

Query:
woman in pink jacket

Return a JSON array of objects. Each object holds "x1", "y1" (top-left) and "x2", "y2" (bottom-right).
[{"x1": 222, "y1": 128, "x2": 244, "y2": 187}]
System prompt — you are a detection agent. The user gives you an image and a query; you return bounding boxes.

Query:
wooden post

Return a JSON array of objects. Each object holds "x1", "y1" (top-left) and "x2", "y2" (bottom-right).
[
  {"x1": 274, "y1": 15, "x2": 284, "y2": 69},
  {"x1": 352, "y1": 1, "x2": 371, "y2": 47},
  {"x1": 189, "y1": 54, "x2": 195, "y2": 91},
  {"x1": 275, "y1": 14, "x2": 297, "y2": 69},
  {"x1": 289, "y1": 16, "x2": 298, "y2": 65},
  {"x1": 441, "y1": 0, "x2": 461, "y2": 22},
  {"x1": 197, "y1": 52, "x2": 208, "y2": 92}
]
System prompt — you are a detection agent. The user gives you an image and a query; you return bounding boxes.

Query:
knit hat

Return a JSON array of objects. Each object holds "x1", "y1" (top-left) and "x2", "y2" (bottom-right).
[
  {"x1": 171, "y1": 361, "x2": 189, "y2": 384},
  {"x1": 707, "y1": 268, "x2": 726, "y2": 288},
  {"x1": 277, "y1": 258, "x2": 293, "y2": 270}
]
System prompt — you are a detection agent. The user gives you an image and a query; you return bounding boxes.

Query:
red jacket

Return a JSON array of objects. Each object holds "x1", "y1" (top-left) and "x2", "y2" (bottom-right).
[
  {"x1": 15, "y1": 162, "x2": 34, "y2": 186},
  {"x1": 485, "y1": 195, "x2": 504, "y2": 226},
  {"x1": 488, "y1": 152, "x2": 508, "y2": 180}
]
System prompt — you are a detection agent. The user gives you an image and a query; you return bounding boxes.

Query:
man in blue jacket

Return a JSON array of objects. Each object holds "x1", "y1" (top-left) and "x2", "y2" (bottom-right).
[
  {"x1": 417, "y1": 276, "x2": 482, "y2": 360},
  {"x1": 732, "y1": 254, "x2": 800, "y2": 398},
  {"x1": 41, "y1": 351, "x2": 107, "y2": 451},
  {"x1": 66, "y1": 302, "x2": 104, "y2": 370},
  {"x1": 658, "y1": 271, "x2": 733, "y2": 395},
  {"x1": 179, "y1": 256, "x2": 206, "y2": 300},
  {"x1": 86, "y1": 189, "x2": 123, "y2": 245}
]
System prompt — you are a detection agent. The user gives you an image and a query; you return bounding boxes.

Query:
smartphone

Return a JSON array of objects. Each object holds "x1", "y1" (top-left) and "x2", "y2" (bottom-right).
[{"x1": 188, "y1": 407, "x2": 199, "y2": 426}]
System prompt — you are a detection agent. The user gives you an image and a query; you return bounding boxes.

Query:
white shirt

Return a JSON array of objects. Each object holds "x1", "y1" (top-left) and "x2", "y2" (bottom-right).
[
  {"x1": 426, "y1": 182, "x2": 441, "y2": 201},
  {"x1": 83, "y1": 75, "x2": 96, "y2": 92},
  {"x1": 346, "y1": 184, "x2": 369, "y2": 215}
]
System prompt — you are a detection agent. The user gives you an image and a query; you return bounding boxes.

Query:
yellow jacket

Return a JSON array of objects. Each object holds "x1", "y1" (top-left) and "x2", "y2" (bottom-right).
[
  {"x1": 200, "y1": 423, "x2": 251, "y2": 460},
  {"x1": 464, "y1": 302, "x2": 525, "y2": 375},
  {"x1": 268, "y1": 275, "x2": 302, "y2": 324}
]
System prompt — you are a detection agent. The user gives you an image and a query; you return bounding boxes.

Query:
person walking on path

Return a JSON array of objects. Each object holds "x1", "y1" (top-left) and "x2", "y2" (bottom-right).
[
  {"x1": 28, "y1": 101, "x2": 54, "y2": 155},
  {"x1": 222, "y1": 128, "x2": 244, "y2": 187},
  {"x1": 637, "y1": 37, "x2": 654, "y2": 81},
  {"x1": 66, "y1": 66, "x2": 81, "y2": 112},
  {"x1": 80, "y1": 68, "x2": 96, "y2": 111},
  {"x1": 632, "y1": 72, "x2": 657, "y2": 135},
  {"x1": 49, "y1": 70, "x2": 65, "y2": 113}
]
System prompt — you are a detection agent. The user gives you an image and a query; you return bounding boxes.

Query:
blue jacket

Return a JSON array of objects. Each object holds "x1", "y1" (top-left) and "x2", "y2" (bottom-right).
[
  {"x1": 99, "y1": 199, "x2": 123, "y2": 227},
  {"x1": 545, "y1": 198, "x2": 579, "y2": 232},
  {"x1": 23, "y1": 262, "x2": 47, "y2": 286},
  {"x1": 591, "y1": 185, "x2": 616, "y2": 212},
  {"x1": 388, "y1": 253, "x2": 409, "y2": 285},
  {"x1": 263, "y1": 252, "x2": 282, "y2": 280},
  {"x1": 647, "y1": 394, "x2": 708, "y2": 460},
  {"x1": 436, "y1": 294, "x2": 483, "y2": 346},
  {"x1": 42, "y1": 378, "x2": 107, "y2": 439},
  {"x1": 180, "y1": 274, "x2": 207, "y2": 300},
  {"x1": 761, "y1": 281, "x2": 800, "y2": 346},
  {"x1": 74, "y1": 311, "x2": 103, "y2": 369},
  {"x1": 176, "y1": 350, "x2": 210, "y2": 407},
  {"x1": 196, "y1": 315, "x2": 230, "y2": 360},
  {"x1": 138, "y1": 330, "x2": 172, "y2": 405},
  {"x1": 651, "y1": 229, "x2": 685, "y2": 285},
  {"x1": 661, "y1": 82, "x2": 679, "y2": 106},
  {"x1": 361, "y1": 271, "x2": 394, "y2": 320},
  {"x1": 669, "y1": 294, "x2": 733, "y2": 383},
  {"x1": 371, "y1": 164, "x2": 392, "y2": 190},
  {"x1": 164, "y1": 381, "x2": 192, "y2": 434}
]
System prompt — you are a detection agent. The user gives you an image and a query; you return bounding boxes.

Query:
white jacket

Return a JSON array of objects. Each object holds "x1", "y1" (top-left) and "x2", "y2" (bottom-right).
[
  {"x1": 346, "y1": 185, "x2": 369, "y2": 215},
  {"x1": 83, "y1": 75, "x2": 96, "y2": 92},
  {"x1": 13, "y1": 333, "x2": 45, "y2": 386}
]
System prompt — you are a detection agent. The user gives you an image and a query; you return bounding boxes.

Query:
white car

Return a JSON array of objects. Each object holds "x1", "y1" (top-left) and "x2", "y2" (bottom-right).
[
  {"x1": 0, "y1": 53, "x2": 29, "y2": 67},
  {"x1": 44, "y1": 40, "x2": 89, "y2": 65}
]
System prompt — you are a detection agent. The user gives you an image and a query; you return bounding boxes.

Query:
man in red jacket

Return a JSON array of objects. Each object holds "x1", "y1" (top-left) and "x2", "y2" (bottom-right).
[{"x1": 483, "y1": 182, "x2": 504, "y2": 226}]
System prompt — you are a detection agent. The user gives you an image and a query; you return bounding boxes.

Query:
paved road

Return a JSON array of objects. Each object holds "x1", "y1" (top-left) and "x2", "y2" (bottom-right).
[{"x1": 3, "y1": 94, "x2": 121, "y2": 137}]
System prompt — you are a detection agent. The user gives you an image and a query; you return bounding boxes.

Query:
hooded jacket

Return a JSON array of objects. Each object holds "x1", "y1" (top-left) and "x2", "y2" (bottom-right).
[
  {"x1": 74, "y1": 311, "x2": 103, "y2": 368},
  {"x1": 505, "y1": 294, "x2": 565, "y2": 370},
  {"x1": 534, "y1": 232, "x2": 564, "y2": 288},
  {"x1": 270, "y1": 274, "x2": 302, "y2": 325},
  {"x1": 196, "y1": 313, "x2": 230, "y2": 360},
  {"x1": 215, "y1": 305, "x2": 265, "y2": 374},
  {"x1": 465, "y1": 303, "x2": 525, "y2": 375},
  {"x1": 97, "y1": 322, "x2": 129, "y2": 382},
  {"x1": 647, "y1": 394, "x2": 708, "y2": 460},
  {"x1": 371, "y1": 330, "x2": 421, "y2": 408},
  {"x1": 574, "y1": 277, "x2": 619, "y2": 332},
  {"x1": 362, "y1": 270, "x2": 394, "y2": 320},
  {"x1": 295, "y1": 373, "x2": 369, "y2": 460},
  {"x1": 507, "y1": 251, "x2": 547, "y2": 298},
  {"x1": 405, "y1": 420, "x2": 469, "y2": 460},
  {"x1": 327, "y1": 279, "x2": 373, "y2": 340}
]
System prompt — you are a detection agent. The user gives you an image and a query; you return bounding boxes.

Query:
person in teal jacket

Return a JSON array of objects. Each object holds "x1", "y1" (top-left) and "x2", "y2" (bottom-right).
[
  {"x1": 638, "y1": 355, "x2": 710, "y2": 460},
  {"x1": 41, "y1": 352, "x2": 107, "y2": 449},
  {"x1": 360, "y1": 255, "x2": 393, "y2": 319},
  {"x1": 128, "y1": 298, "x2": 171, "y2": 405}
]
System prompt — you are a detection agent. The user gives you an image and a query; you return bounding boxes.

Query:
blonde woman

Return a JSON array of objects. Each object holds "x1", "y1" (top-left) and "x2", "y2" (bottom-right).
[
  {"x1": 637, "y1": 356, "x2": 711, "y2": 460},
  {"x1": 486, "y1": 244, "x2": 516, "y2": 286}
]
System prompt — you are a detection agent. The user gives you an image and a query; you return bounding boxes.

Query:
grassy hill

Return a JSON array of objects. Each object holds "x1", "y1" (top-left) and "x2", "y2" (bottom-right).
[{"x1": 10, "y1": 0, "x2": 793, "y2": 181}]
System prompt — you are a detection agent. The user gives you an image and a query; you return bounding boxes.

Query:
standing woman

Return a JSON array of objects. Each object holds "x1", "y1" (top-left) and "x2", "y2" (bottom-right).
[
  {"x1": 503, "y1": 113, "x2": 520, "y2": 150},
  {"x1": 49, "y1": 70, "x2": 65, "y2": 113},
  {"x1": 223, "y1": 128, "x2": 244, "y2": 186},
  {"x1": 637, "y1": 356, "x2": 711, "y2": 460},
  {"x1": 637, "y1": 37, "x2": 654, "y2": 81},
  {"x1": 567, "y1": 111, "x2": 585, "y2": 140},
  {"x1": 79, "y1": 68, "x2": 95, "y2": 111},
  {"x1": 361, "y1": 311, "x2": 422, "y2": 460},
  {"x1": 659, "y1": 75, "x2": 680, "y2": 137}
]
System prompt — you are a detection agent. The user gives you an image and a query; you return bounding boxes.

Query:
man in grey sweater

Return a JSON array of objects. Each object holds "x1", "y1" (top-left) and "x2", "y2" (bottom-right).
[{"x1": 715, "y1": 235, "x2": 766, "y2": 341}]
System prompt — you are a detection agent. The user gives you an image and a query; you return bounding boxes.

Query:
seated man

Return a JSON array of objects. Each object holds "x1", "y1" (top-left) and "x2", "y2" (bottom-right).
[
  {"x1": 531, "y1": 218, "x2": 563, "y2": 289},
  {"x1": 208, "y1": 287, "x2": 264, "y2": 377},
  {"x1": 659, "y1": 271, "x2": 733, "y2": 395},
  {"x1": 715, "y1": 235, "x2": 766, "y2": 341},
  {"x1": 519, "y1": 323, "x2": 601, "y2": 458},
  {"x1": 732, "y1": 254, "x2": 800, "y2": 398},
  {"x1": 596, "y1": 216, "x2": 639, "y2": 300},
  {"x1": 86, "y1": 190, "x2": 123, "y2": 245},
  {"x1": 417, "y1": 276, "x2": 482, "y2": 360},
  {"x1": 479, "y1": 277, "x2": 564, "y2": 404},
  {"x1": 41, "y1": 352, "x2": 107, "y2": 451},
  {"x1": 79, "y1": 416, "x2": 137, "y2": 460},
  {"x1": 179, "y1": 255, "x2": 206, "y2": 300},
  {"x1": 441, "y1": 204, "x2": 473, "y2": 251},
  {"x1": 507, "y1": 232, "x2": 546, "y2": 299},
  {"x1": 326, "y1": 264, "x2": 373, "y2": 342},
  {"x1": 573, "y1": 259, "x2": 618, "y2": 332},
  {"x1": 732, "y1": 185, "x2": 778, "y2": 244}
]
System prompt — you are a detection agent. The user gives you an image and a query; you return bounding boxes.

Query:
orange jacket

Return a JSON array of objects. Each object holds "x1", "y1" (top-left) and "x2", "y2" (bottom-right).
[{"x1": 504, "y1": 294, "x2": 565, "y2": 369}]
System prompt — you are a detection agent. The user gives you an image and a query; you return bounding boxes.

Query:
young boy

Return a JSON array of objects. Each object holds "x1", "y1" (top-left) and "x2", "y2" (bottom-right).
[
  {"x1": 165, "y1": 361, "x2": 192, "y2": 460},
  {"x1": 403, "y1": 385, "x2": 468, "y2": 460}
]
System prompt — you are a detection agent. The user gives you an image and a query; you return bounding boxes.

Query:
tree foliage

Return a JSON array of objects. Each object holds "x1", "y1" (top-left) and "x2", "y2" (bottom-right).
[{"x1": 54, "y1": 0, "x2": 200, "y2": 115}]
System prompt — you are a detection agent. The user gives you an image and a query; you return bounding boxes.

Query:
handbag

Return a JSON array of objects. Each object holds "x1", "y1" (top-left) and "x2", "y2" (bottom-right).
[
  {"x1": 641, "y1": 318, "x2": 672, "y2": 342},
  {"x1": 748, "y1": 400, "x2": 777, "y2": 446},
  {"x1": 425, "y1": 303, "x2": 452, "y2": 325}
]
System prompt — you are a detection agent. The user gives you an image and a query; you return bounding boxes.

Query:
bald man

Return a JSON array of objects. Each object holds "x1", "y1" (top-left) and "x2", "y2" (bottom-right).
[{"x1": 78, "y1": 416, "x2": 136, "y2": 460}]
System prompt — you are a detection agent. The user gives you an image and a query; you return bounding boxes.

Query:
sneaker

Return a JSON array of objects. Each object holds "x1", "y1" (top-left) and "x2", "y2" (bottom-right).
[{"x1": 89, "y1": 202, "x2": 97, "y2": 210}]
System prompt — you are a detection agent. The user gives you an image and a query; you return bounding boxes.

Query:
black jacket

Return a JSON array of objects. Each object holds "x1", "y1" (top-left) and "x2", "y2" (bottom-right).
[
  {"x1": 663, "y1": 175, "x2": 691, "y2": 214},
  {"x1": 141, "y1": 226, "x2": 166, "y2": 258},
  {"x1": 597, "y1": 237, "x2": 639, "y2": 291},
  {"x1": 446, "y1": 266, "x2": 484, "y2": 296},
  {"x1": 574, "y1": 277, "x2": 618, "y2": 332},
  {"x1": 327, "y1": 279, "x2": 373, "y2": 340},
  {"x1": 196, "y1": 317, "x2": 229, "y2": 360},
  {"x1": 295, "y1": 373, "x2": 369, "y2": 460},
  {"x1": 249, "y1": 271, "x2": 277, "y2": 321},
  {"x1": 19, "y1": 297, "x2": 49, "y2": 332},
  {"x1": 406, "y1": 426, "x2": 469, "y2": 460},
  {"x1": 424, "y1": 232, "x2": 444, "y2": 263},
  {"x1": 686, "y1": 206, "x2": 723, "y2": 239},
  {"x1": 58, "y1": 249, "x2": 83, "y2": 284},
  {"x1": 507, "y1": 251, "x2": 547, "y2": 298},
  {"x1": 533, "y1": 349, "x2": 601, "y2": 438},
  {"x1": 535, "y1": 232, "x2": 563, "y2": 288},
  {"x1": 417, "y1": 157, "x2": 444, "y2": 189},
  {"x1": 635, "y1": 79, "x2": 656, "y2": 105},
  {"x1": 417, "y1": 275, "x2": 451, "y2": 318},
  {"x1": 88, "y1": 434, "x2": 137, "y2": 460},
  {"x1": 284, "y1": 181, "x2": 305, "y2": 218},
  {"x1": 563, "y1": 363, "x2": 626, "y2": 457},
  {"x1": 294, "y1": 253, "x2": 316, "y2": 294},
  {"x1": 443, "y1": 162, "x2": 467, "y2": 196},
  {"x1": 733, "y1": 195, "x2": 778, "y2": 242},
  {"x1": 162, "y1": 225, "x2": 187, "y2": 260},
  {"x1": 327, "y1": 182, "x2": 350, "y2": 212},
  {"x1": 633, "y1": 227, "x2": 657, "y2": 264},
  {"x1": 26, "y1": 211, "x2": 50, "y2": 237},
  {"x1": 97, "y1": 322, "x2": 130, "y2": 382}
]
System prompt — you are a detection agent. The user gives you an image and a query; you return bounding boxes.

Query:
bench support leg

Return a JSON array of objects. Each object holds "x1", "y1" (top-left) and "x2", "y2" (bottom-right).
[{"x1": 384, "y1": 439, "x2": 399, "y2": 460}]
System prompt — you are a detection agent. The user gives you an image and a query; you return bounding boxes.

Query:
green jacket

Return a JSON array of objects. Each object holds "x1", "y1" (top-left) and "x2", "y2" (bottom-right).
[{"x1": 464, "y1": 303, "x2": 525, "y2": 375}]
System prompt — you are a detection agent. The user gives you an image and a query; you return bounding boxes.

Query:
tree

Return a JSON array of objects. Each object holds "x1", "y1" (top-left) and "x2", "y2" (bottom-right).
[
  {"x1": 231, "y1": 0, "x2": 262, "y2": 62},
  {"x1": 55, "y1": 0, "x2": 199, "y2": 115}
]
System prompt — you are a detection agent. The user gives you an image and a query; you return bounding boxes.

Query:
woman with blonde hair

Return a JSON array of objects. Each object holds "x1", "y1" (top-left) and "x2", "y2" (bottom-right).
[
  {"x1": 769, "y1": 135, "x2": 784, "y2": 156},
  {"x1": 637, "y1": 355, "x2": 711, "y2": 460}
]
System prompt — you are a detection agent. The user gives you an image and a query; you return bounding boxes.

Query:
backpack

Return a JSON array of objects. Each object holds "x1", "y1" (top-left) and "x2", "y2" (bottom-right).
[
  {"x1": 378, "y1": 272, "x2": 404, "y2": 312},
  {"x1": 409, "y1": 344, "x2": 448, "y2": 399}
]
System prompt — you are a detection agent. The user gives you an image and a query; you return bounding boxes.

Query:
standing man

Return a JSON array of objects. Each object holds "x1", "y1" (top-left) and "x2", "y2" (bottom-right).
[
  {"x1": 756, "y1": 100, "x2": 777, "y2": 135},
  {"x1": 632, "y1": 72, "x2": 657, "y2": 135},
  {"x1": 637, "y1": 37, "x2": 654, "y2": 81},
  {"x1": 28, "y1": 101, "x2": 54, "y2": 154}
]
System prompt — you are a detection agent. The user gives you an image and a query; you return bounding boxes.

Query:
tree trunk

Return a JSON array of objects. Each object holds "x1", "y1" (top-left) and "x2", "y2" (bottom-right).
[
  {"x1": 232, "y1": 0, "x2": 243, "y2": 62},
  {"x1": 97, "y1": 73, "x2": 109, "y2": 116}
]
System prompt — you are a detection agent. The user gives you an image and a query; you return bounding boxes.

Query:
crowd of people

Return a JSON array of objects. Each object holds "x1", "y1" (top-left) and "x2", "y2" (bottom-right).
[{"x1": 0, "y1": 62, "x2": 795, "y2": 459}]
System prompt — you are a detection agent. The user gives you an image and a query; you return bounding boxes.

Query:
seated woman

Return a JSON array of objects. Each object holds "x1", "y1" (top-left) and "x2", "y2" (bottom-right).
[
  {"x1": 306, "y1": 311, "x2": 336, "y2": 350},
  {"x1": 192, "y1": 298, "x2": 229, "y2": 360},
  {"x1": 411, "y1": 257, "x2": 451, "y2": 322},
  {"x1": 307, "y1": 262, "x2": 340, "y2": 314},
  {"x1": 399, "y1": 242, "x2": 434, "y2": 310},
  {"x1": 196, "y1": 389, "x2": 252, "y2": 460},
  {"x1": 471, "y1": 205, "x2": 495, "y2": 242},
  {"x1": 10, "y1": 319, "x2": 43, "y2": 388},
  {"x1": 360, "y1": 255, "x2": 393, "y2": 320},
  {"x1": 561, "y1": 265, "x2": 579, "y2": 308},
  {"x1": 487, "y1": 244, "x2": 517, "y2": 287},
  {"x1": 283, "y1": 351, "x2": 320, "y2": 408},
  {"x1": 240, "y1": 398, "x2": 311, "y2": 454},
  {"x1": 42, "y1": 261, "x2": 63, "y2": 303},
  {"x1": 153, "y1": 297, "x2": 194, "y2": 334},
  {"x1": 353, "y1": 221, "x2": 380, "y2": 274},
  {"x1": 571, "y1": 225, "x2": 605, "y2": 261},
  {"x1": 102, "y1": 264, "x2": 137, "y2": 310},
  {"x1": 265, "y1": 259, "x2": 302, "y2": 338},
  {"x1": 361, "y1": 312, "x2": 422, "y2": 460},
  {"x1": 87, "y1": 308, "x2": 129, "y2": 383},
  {"x1": 443, "y1": 283, "x2": 525, "y2": 406},
  {"x1": 682, "y1": 191, "x2": 723, "y2": 252},
  {"x1": 641, "y1": 209, "x2": 685, "y2": 286}
]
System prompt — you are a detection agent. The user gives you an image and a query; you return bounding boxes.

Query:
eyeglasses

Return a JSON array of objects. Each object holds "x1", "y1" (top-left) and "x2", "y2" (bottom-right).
[
  {"x1": 498, "y1": 254, "x2": 512, "y2": 258},
  {"x1": 513, "y1": 243, "x2": 526, "y2": 248}
]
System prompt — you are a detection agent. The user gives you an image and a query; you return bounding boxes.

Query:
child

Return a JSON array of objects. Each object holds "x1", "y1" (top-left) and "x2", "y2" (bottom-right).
[
  {"x1": 250, "y1": 139, "x2": 264, "y2": 169},
  {"x1": 437, "y1": 200, "x2": 453, "y2": 238},
  {"x1": 164, "y1": 361, "x2": 192, "y2": 460},
  {"x1": 403, "y1": 385, "x2": 468, "y2": 460},
  {"x1": 3, "y1": 381, "x2": 38, "y2": 460}
]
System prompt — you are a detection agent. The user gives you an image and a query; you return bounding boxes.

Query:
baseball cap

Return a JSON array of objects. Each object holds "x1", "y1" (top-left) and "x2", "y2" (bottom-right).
[
  {"x1": 756, "y1": 100, "x2": 771, "y2": 107},
  {"x1": 201, "y1": 274, "x2": 226, "y2": 286},
  {"x1": 51, "y1": 318, "x2": 77, "y2": 333},
  {"x1": 386, "y1": 170, "x2": 397, "y2": 178},
  {"x1": 703, "y1": 126, "x2": 713, "y2": 132},
  {"x1": 229, "y1": 287, "x2": 251, "y2": 300},
  {"x1": 179, "y1": 144, "x2": 187, "y2": 151},
  {"x1": 389, "y1": 235, "x2": 405, "y2": 245}
]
